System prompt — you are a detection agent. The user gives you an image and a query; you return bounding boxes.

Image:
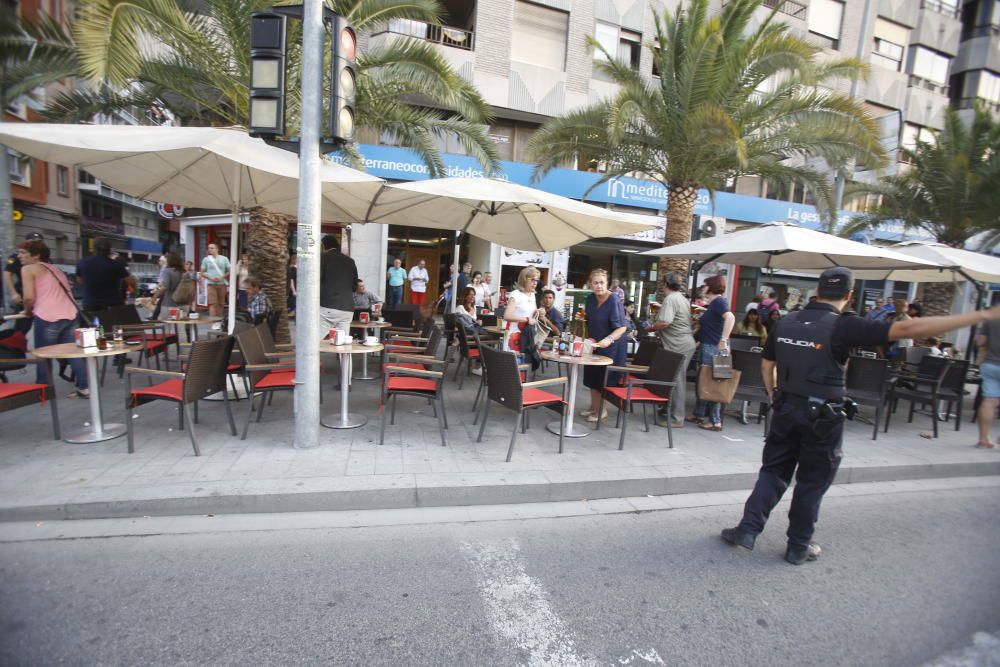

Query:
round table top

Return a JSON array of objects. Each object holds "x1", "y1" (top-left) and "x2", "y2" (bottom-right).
[
  {"x1": 320, "y1": 341, "x2": 385, "y2": 355},
  {"x1": 350, "y1": 321, "x2": 392, "y2": 329},
  {"x1": 2, "y1": 313, "x2": 27, "y2": 320},
  {"x1": 155, "y1": 315, "x2": 223, "y2": 325},
  {"x1": 541, "y1": 350, "x2": 614, "y2": 366},
  {"x1": 32, "y1": 342, "x2": 133, "y2": 360}
]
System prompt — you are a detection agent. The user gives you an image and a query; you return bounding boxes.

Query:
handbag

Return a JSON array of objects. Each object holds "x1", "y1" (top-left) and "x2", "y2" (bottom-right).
[
  {"x1": 697, "y1": 365, "x2": 742, "y2": 404},
  {"x1": 172, "y1": 273, "x2": 196, "y2": 304}
]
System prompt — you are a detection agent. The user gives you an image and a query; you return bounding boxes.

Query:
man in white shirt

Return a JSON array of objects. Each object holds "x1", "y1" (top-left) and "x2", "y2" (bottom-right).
[
  {"x1": 407, "y1": 259, "x2": 430, "y2": 307},
  {"x1": 483, "y1": 272, "x2": 495, "y2": 310}
]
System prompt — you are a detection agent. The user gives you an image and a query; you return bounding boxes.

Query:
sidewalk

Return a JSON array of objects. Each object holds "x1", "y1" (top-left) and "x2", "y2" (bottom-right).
[{"x1": 1, "y1": 352, "x2": 996, "y2": 521}]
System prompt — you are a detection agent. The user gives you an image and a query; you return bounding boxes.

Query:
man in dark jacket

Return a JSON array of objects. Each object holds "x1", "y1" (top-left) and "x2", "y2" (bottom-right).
[
  {"x1": 319, "y1": 234, "x2": 357, "y2": 344},
  {"x1": 75, "y1": 237, "x2": 136, "y2": 314}
]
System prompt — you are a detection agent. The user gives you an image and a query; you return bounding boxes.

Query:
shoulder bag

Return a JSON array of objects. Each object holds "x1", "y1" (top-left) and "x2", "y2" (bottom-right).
[
  {"x1": 172, "y1": 271, "x2": 196, "y2": 304},
  {"x1": 697, "y1": 365, "x2": 742, "y2": 404}
]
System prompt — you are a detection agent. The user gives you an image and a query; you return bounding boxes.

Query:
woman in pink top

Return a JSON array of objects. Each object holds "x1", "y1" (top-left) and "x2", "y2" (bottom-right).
[{"x1": 19, "y1": 239, "x2": 89, "y2": 397}]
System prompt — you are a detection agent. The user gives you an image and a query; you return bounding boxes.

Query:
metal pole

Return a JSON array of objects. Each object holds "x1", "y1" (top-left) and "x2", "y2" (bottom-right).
[
  {"x1": 450, "y1": 231, "x2": 460, "y2": 313},
  {"x1": 226, "y1": 164, "x2": 242, "y2": 334},
  {"x1": 293, "y1": 0, "x2": 324, "y2": 449}
]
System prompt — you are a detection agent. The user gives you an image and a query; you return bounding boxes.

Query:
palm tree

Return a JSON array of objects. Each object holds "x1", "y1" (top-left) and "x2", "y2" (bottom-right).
[
  {"x1": 842, "y1": 105, "x2": 1000, "y2": 315},
  {"x1": 0, "y1": 9, "x2": 77, "y2": 273},
  {"x1": 50, "y1": 0, "x2": 501, "y2": 339},
  {"x1": 527, "y1": 0, "x2": 886, "y2": 278}
]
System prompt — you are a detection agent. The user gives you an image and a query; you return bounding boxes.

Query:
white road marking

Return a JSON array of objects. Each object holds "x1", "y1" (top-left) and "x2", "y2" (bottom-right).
[
  {"x1": 461, "y1": 537, "x2": 591, "y2": 666},
  {"x1": 617, "y1": 648, "x2": 666, "y2": 665}
]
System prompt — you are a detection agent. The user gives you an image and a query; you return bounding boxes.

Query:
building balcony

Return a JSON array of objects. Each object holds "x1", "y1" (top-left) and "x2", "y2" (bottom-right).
[
  {"x1": 725, "y1": 0, "x2": 806, "y2": 20},
  {"x1": 372, "y1": 19, "x2": 475, "y2": 51},
  {"x1": 920, "y1": 0, "x2": 960, "y2": 19}
]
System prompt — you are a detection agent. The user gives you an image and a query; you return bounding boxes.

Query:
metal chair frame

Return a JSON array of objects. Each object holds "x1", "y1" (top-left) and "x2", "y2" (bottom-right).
[
  {"x1": 379, "y1": 355, "x2": 449, "y2": 447},
  {"x1": 0, "y1": 358, "x2": 59, "y2": 439},
  {"x1": 844, "y1": 355, "x2": 890, "y2": 440},
  {"x1": 885, "y1": 356, "x2": 951, "y2": 438},
  {"x1": 234, "y1": 327, "x2": 297, "y2": 440},
  {"x1": 597, "y1": 348, "x2": 681, "y2": 450}
]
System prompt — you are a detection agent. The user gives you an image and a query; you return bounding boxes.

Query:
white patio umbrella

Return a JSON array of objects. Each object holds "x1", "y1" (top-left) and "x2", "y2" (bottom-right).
[
  {"x1": 639, "y1": 222, "x2": 947, "y2": 271},
  {"x1": 845, "y1": 241, "x2": 1000, "y2": 284},
  {"x1": 0, "y1": 123, "x2": 383, "y2": 329},
  {"x1": 364, "y1": 177, "x2": 660, "y2": 310}
]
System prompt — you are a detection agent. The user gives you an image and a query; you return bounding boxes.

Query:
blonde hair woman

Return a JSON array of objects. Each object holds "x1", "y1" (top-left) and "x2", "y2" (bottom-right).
[
  {"x1": 503, "y1": 266, "x2": 544, "y2": 326},
  {"x1": 581, "y1": 268, "x2": 627, "y2": 422}
]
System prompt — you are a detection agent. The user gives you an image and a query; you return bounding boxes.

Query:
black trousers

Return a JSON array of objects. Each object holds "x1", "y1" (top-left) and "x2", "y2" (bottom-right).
[{"x1": 738, "y1": 401, "x2": 843, "y2": 548}]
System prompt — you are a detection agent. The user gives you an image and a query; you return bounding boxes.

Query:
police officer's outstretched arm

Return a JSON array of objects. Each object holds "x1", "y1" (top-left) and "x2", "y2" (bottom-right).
[{"x1": 888, "y1": 305, "x2": 1000, "y2": 342}]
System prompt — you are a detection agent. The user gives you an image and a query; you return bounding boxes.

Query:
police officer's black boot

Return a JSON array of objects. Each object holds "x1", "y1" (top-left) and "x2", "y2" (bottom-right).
[
  {"x1": 720, "y1": 527, "x2": 756, "y2": 550},
  {"x1": 784, "y1": 542, "x2": 821, "y2": 565}
]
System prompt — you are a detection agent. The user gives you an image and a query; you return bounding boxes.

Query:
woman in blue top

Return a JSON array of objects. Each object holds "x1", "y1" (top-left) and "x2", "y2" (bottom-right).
[
  {"x1": 582, "y1": 268, "x2": 628, "y2": 422},
  {"x1": 690, "y1": 274, "x2": 735, "y2": 431}
]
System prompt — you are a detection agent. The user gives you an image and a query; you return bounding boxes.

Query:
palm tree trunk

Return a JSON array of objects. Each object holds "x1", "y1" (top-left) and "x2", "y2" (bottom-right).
[
  {"x1": 922, "y1": 282, "x2": 956, "y2": 317},
  {"x1": 246, "y1": 208, "x2": 292, "y2": 342},
  {"x1": 660, "y1": 184, "x2": 698, "y2": 278}
]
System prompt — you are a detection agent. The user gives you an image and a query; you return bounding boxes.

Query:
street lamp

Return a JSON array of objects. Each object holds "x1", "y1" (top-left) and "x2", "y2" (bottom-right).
[{"x1": 248, "y1": 12, "x2": 287, "y2": 137}]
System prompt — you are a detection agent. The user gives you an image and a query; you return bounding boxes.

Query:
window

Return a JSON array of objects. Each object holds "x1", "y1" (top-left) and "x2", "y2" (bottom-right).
[
  {"x1": 910, "y1": 46, "x2": 950, "y2": 86},
  {"x1": 594, "y1": 22, "x2": 618, "y2": 61},
  {"x1": 56, "y1": 165, "x2": 69, "y2": 195},
  {"x1": 618, "y1": 29, "x2": 641, "y2": 70},
  {"x1": 978, "y1": 71, "x2": 1000, "y2": 104},
  {"x1": 872, "y1": 18, "x2": 908, "y2": 71},
  {"x1": 7, "y1": 149, "x2": 28, "y2": 187},
  {"x1": 512, "y1": 1, "x2": 569, "y2": 71},
  {"x1": 808, "y1": 0, "x2": 844, "y2": 47},
  {"x1": 901, "y1": 123, "x2": 936, "y2": 161}
]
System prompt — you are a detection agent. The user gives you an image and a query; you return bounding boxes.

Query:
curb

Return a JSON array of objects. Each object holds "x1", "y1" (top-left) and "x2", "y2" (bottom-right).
[{"x1": 3, "y1": 460, "x2": 999, "y2": 522}]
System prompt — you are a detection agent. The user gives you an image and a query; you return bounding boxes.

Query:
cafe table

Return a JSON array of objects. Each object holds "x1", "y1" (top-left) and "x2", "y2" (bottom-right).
[
  {"x1": 540, "y1": 350, "x2": 612, "y2": 438},
  {"x1": 154, "y1": 315, "x2": 223, "y2": 341},
  {"x1": 349, "y1": 321, "x2": 392, "y2": 380},
  {"x1": 320, "y1": 340, "x2": 384, "y2": 429},
  {"x1": 31, "y1": 342, "x2": 130, "y2": 444}
]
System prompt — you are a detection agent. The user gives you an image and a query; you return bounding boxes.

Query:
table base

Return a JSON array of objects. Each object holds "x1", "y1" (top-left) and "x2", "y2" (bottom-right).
[
  {"x1": 546, "y1": 420, "x2": 589, "y2": 438},
  {"x1": 353, "y1": 348, "x2": 380, "y2": 380},
  {"x1": 321, "y1": 413, "x2": 367, "y2": 429},
  {"x1": 65, "y1": 422, "x2": 127, "y2": 444}
]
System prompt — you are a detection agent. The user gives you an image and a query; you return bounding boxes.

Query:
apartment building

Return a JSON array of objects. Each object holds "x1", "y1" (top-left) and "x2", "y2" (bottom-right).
[{"x1": 339, "y1": 0, "x2": 986, "y2": 313}]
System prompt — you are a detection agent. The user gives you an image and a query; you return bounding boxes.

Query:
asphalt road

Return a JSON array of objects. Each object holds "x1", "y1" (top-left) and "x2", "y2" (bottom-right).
[{"x1": 1, "y1": 483, "x2": 998, "y2": 666}]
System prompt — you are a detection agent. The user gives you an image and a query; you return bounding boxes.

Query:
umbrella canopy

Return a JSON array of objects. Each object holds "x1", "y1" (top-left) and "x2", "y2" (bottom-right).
[
  {"x1": 364, "y1": 177, "x2": 659, "y2": 251},
  {"x1": 639, "y1": 222, "x2": 946, "y2": 271},
  {"x1": 0, "y1": 123, "x2": 383, "y2": 221},
  {"x1": 846, "y1": 242, "x2": 1000, "y2": 284}
]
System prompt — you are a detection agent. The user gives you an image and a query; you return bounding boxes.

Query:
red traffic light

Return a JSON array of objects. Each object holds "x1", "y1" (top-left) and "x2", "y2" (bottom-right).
[{"x1": 340, "y1": 27, "x2": 356, "y2": 61}]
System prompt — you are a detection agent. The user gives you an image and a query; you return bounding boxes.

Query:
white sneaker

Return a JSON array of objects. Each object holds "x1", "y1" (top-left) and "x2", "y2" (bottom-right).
[{"x1": 471, "y1": 366, "x2": 483, "y2": 376}]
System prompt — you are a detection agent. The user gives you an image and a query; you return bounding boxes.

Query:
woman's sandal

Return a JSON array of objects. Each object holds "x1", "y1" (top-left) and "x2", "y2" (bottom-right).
[
  {"x1": 586, "y1": 410, "x2": 609, "y2": 423},
  {"x1": 67, "y1": 389, "x2": 91, "y2": 399},
  {"x1": 698, "y1": 422, "x2": 722, "y2": 432},
  {"x1": 684, "y1": 415, "x2": 705, "y2": 425},
  {"x1": 975, "y1": 441, "x2": 996, "y2": 449}
]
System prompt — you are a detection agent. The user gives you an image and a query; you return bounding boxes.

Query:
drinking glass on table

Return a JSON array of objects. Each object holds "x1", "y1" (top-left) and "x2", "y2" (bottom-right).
[{"x1": 113, "y1": 326, "x2": 124, "y2": 344}]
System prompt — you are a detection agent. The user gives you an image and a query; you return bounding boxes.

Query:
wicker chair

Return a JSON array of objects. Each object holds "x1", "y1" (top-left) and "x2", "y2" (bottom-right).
[
  {"x1": 125, "y1": 335, "x2": 237, "y2": 456},
  {"x1": 730, "y1": 349, "x2": 770, "y2": 434},
  {"x1": 597, "y1": 348, "x2": 682, "y2": 450},
  {"x1": 476, "y1": 345, "x2": 567, "y2": 462},
  {"x1": 729, "y1": 334, "x2": 762, "y2": 353},
  {"x1": 97, "y1": 305, "x2": 174, "y2": 383},
  {"x1": 0, "y1": 358, "x2": 59, "y2": 439},
  {"x1": 379, "y1": 350, "x2": 449, "y2": 447},
  {"x1": 452, "y1": 324, "x2": 481, "y2": 388},
  {"x1": 884, "y1": 356, "x2": 951, "y2": 438},
  {"x1": 234, "y1": 327, "x2": 296, "y2": 440},
  {"x1": 384, "y1": 325, "x2": 445, "y2": 374},
  {"x1": 938, "y1": 359, "x2": 970, "y2": 430},
  {"x1": 843, "y1": 355, "x2": 890, "y2": 440}
]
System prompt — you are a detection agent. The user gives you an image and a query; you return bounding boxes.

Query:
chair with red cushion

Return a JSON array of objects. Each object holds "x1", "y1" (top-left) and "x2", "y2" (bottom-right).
[
  {"x1": 234, "y1": 328, "x2": 297, "y2": 440},
  {"x1": 125, "y1": 335, "x2": 237, "y2": 456},
  {"x1": 476, "y1": 345, "x2": 567, "y2": 462},
  {"x1": 379, "y1": 354, "x2": 449, "y2": 447},
  {"x1": 597, "y1": 347, "x2": 683, "y2": 450},
  {"x1": 452, "y1": 324, "x2": 482, "y2": 388},
  {"x1": 0, "y1": 358, "x2": 59, "y2": 439}
]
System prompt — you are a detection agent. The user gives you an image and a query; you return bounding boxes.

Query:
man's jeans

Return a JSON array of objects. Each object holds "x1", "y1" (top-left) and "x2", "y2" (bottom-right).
[
  {"x1": 693, "y1": 342, "x2": 721, "y2": 424},
  {"x1": 388, "y1": 285, "x2": 403, "y2": 309},
  {"x1": 34, "y1": 317, "x2": 87, "y2": 389}
]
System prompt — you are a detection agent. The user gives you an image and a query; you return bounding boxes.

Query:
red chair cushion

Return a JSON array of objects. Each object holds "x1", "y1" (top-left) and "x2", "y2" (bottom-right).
[
  {"x1": 0, "y1": 383, "x2": 47, "y2": 401},
  {"x1": 605, "y1": 386, "x2": 670, "y2": 402},
  {"x1": 468, "y1": 348, "x2": 480, "y2": 358},
  {"x1": 256, "y1": 371, "x2": 295, "y2": 389},
  {"x1": 387, "y1": 376, "x2": 438, "y2": 392},
  {"x1": 522, "y1": 388, "x2": 564, "y2": 406},
  {"x1": 131, "y1": 379, "x2": 183, "y2": 403}
]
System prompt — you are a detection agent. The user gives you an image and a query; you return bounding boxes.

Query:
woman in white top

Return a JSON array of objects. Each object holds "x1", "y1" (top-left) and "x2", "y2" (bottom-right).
[
  {"x1": 503, "y1": 266, "x2": 544, "y2": 326},
  {"x1": 471, "y1": 271, "x2": 489, "y2": 309}
]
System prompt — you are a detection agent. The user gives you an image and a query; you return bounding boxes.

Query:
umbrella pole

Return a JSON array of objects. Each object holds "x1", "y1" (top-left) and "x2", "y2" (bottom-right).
[
  {"x1": 450, "y1": 231, "x2": 460, "y2": 314},
  {"x1": 226, "y1": 165, "x2": 241, "y2": 334}
]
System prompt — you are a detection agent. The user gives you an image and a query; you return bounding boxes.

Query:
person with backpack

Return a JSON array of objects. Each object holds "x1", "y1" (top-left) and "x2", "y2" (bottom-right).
[{"x1": 18, "y1": 238, "x2": 89, "y2": 398}]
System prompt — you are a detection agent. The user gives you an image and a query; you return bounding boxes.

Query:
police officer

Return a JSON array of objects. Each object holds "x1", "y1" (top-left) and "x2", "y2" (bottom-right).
[{"x1": 721, "y1": 267, "x2": 1000, "y2": 565}]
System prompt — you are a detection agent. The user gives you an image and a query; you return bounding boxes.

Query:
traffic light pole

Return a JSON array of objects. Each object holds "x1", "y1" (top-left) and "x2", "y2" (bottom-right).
[{"x1": 293, "y1": 0, "x2": 325, "y2": 449}]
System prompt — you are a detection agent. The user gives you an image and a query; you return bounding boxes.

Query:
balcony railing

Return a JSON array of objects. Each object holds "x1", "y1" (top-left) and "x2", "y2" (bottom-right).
[
  {"x1": 908, "y1": 74, "x2": 949, "y2": 96},
  {"x1": 725, "y1": 0, "x2": 806, "y2": 19},
  {"x1": 374, "y1": 19, "x2": 475, "y2": 51},
  {"x1": 921, "y1": 0, "x2": 960, "y2": 18},
  {"x1": 956, "y1": 97, "x2": 1000, "y2": 113},
  {"x1": 962, "y1": 24, "x2": 1000, "y2": 41}
]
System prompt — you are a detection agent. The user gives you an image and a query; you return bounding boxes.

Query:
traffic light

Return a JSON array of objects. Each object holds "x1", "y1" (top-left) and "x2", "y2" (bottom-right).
[
  {"x1": 249, "y1": 12, "x2": 287, "y2": 137},
  {"x1": 329, "y1": 15, "x2": 357, "y2": 144}
]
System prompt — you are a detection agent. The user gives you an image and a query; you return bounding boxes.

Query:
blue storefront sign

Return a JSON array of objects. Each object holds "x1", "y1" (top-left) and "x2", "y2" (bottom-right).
[{"x1": 329, "y1": 144, "x2": 920, "y2": 242}]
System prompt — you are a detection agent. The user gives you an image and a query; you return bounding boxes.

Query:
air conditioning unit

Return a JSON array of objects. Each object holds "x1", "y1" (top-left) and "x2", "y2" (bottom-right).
[{"x1": 699, "y1": 216, "x2": 725, "y2": 238}]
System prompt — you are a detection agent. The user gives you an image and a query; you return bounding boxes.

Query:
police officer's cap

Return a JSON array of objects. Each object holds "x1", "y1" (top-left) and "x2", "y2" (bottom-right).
[
  {"x1": 24, "y1": 232, "x2": 42, "y2": 241},
  {"x1": 817, "y1": 267, "x2": 853, "y2": 299}
]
